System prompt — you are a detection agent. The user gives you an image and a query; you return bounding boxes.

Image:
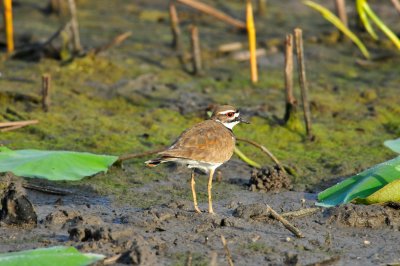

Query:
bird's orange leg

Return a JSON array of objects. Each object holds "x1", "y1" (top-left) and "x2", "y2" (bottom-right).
[
  {"x1": 191, "y1": 170, "x2": 201, "y2": 213},
  {"x1": 208, "y1": 168, "x2": 215, "y2": 214}
]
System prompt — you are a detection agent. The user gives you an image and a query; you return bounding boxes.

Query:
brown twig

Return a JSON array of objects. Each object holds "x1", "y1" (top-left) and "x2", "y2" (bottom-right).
[
  {"x1": 391, "y1": 0, "x2": 400, "y2": 15},
  {"x1": 281, "y1": 207, "x2": 320, "y2": 218},
  {"x1": 117, "y1": 148, "x2": 165, "y2": 163},
  {"x1": 42, "y1": 74, "x2": 51, "y2": 112},
  {"x1": 22, "y1": 183, "x2": 73, "y2": 196},
  {"x1": 236, "y1": 137, "x2": 285, "y2": 173},
  {"x1": 266, "y1": 204, "x2": 304, "y2": 238},
  {"x1": 294, "y1": 28, "x2": 313, "y2": 140},
  {"x1": 0, "y1": 120, "x2": 39, "y2": 132},
  {"x1": 190, "y1": 25, "x2": 202, "y2": 75},
  {"x1": 218, "y1": 42, "x2": 243, "y2": 53},
  {"x1": 176, "y1": 0, "x2": 245, "y2": 29},
  {"x1": 220, "y1": 235, "x2": 234, "y2": 266},
  {"x1": 306, "y1": 256, "x2": 340, "y2": 266},
  {"x1": 185, "y1": 251, "x2": 193, "y2": 266},
  {"x1": 283, "y1": 33, "x2": 297, "y2": 124},
  {"x1": 103, "y1": 254, "x2": 122, "y2": 265},
  {"x1": 67, "y1": 0, "x2": 82, "y2": 53},
  {"x1": 94, "y1": 31, "x2": 132, "y2": 55}
]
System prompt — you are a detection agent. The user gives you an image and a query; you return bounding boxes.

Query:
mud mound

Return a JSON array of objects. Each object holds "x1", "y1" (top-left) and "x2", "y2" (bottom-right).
[
  {"x1": 44, "y1": 209, "x2": 103, "y2": 229},
  {"x1": 249, "y1": 166, "x2": 292, "y2": 192},
  {"x1": 326, "y1": 204, "x2": 400, "y2": 228},
  {"x1": 0, "y1": 182, "x2": 37, "y2": 228}
]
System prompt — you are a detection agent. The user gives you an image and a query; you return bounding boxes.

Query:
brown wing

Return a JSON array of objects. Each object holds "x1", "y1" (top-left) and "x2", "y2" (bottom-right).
[{"x1": 159, "y1": 120, "x2": 235, "y2": 163}]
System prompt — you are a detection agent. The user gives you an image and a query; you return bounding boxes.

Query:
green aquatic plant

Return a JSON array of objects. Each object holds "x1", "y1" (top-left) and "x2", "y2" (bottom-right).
[
  {"x1": 317, "y1": 138, "x2": 400, "y2": 207},
  {"x1": 305, "y1": 0, "x2": 400, "y2": 59},
  {"x1": 0, "y1": 147, "x2": 118, "y2": 181},
  {"x1": 0, "y1": 246, "x2": 105, "y2": 266}
]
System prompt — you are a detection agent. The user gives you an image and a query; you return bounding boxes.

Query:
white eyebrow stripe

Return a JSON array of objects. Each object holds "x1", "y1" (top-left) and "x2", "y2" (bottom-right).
[{"x1": 218, "y1": 110, "x2": 236, "y2": 115}]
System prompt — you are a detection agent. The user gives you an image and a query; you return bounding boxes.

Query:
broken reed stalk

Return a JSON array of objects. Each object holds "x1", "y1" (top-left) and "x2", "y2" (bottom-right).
[
  {"x1": 41, "y1": 74, "x2": 51, "y2": 112},
  {"x1": 176, "y1": 0, "x2": 245, "y2": 29},
  {"x1": 266, "y1": 204, "x2": 304, "y2": 238},
  {"x1": 169, "y1": 1, "x2": 182, "y2": 50},
  {"x1": 220, "y1": 235, "x2": 234, "y2": 266},
  {"x1": 190, "y1": 25, "x2": 202, "y2": 75},
  {"x1": 236, "y1": 137, "x2": 285, "y2": 173},
  {"x1": 246, "y1": 0, "x2": 258, "y2": 84},
  {"x1": 3, "y1": 0, "x2": 14, "y2": 53},
  {"x1": 67, "y1": 0, "x2": 82, "y2": 53},
  {"x1": 391, "y1": 0, "x2": 400, "y2": 15},
  {"x1": 334, "y1": 0, "x2": 348, "y2": 28},
  {"x1": 257, "y1": 0, "x2": 267, "y2": 17},
  {"x1": 103, "y1": 254, "x2": 123, "y2": 265},
  {"x1": 0, "y1": 120, "x2": 39, "y2": 132},
  {"x1": 281, "y1": 207, "x2": 320, "y2": 218},
  {"x1": 185, "y1": 251, "x2": 192, "y2": 266},
  {"x1": 94, "y1": 31, "x2": 132, "y2": 55},
  {"x1": 294, "y1": 28, "x2": 313, "y2": 140},
  {"x1": 283, "y1": 33, "x2": 297, "y2": 124}
]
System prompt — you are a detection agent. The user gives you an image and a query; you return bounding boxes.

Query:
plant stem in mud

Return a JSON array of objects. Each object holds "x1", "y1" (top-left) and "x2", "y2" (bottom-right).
[
  {"x1": 246, "y1": 0, "x2": 258, "y2": 84},
  {"x1": 335, "y1": 0, "x2": 348, "y2": 28},
  {"x1": 283, "y1": 34, "x2": 297, "y2": 126},
  {"x1": 220, "y1": 235, "x2": 234, "y2": 266},
  {"x1": 169, "y1": 1, "x2": 182, "y2": 50},
  {"x1": 190, "y1": 25, "x2": 203, "y2": 75},
  {"x1": 294, "y1": 28, "x2": 313, "y2": 141},
  {"x1": 267, "y1": 205, "x2": 304, "y2": 238},
  {"x1": 257, "y1": 0, "x2": 267, "y2": 17},
  {"x1": 392, "y1": 0, "x2": 400, "y2": 15},
  {"x1": 67, "y1": 0, "x2": 82, "y2": 53},
  {"x1": 42, "y1": 74, "x2": 51, "y2": 112},
  {"x1": 3, "y1": 0, "x2": 14, "y2": 53}
]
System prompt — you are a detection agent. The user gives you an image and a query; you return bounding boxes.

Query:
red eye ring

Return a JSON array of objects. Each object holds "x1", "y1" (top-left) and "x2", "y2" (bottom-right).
[{"x1": 227, "y1": 112, "x2": 235, "y2": 117}]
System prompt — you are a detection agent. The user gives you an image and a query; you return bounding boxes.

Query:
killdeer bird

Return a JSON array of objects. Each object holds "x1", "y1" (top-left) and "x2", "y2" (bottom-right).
[{"x1": 145, "y1": 105, "x2": 248, "y2": 214}]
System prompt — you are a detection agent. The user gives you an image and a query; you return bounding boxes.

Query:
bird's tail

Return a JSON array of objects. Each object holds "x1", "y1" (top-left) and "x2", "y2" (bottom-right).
[{"x1": 145, "y1": 158, "x2": 163, "y2": 167}]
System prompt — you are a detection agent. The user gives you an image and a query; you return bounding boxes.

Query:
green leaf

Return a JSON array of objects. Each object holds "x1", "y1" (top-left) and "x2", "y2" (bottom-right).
[
  {"x1": 316, "y1": 156, "x2": 400, "y2": 207},
  {"x1": 362, "y1": 1, "x2": 400, "y2": 49},
  {"x1": 0, "y1": 147, "x2": 118, "y2": 181},
  {"x1": 361, "y1": 179, "x2": 400, "y2": 204},
  {"x1": 304, "y1": 0, "x2": 371, "y2": 59},
  {"x1": 384, "y1": 138, "x2": 400, "y2": 154},
  {"x1": 0, "y1": 246, "x2": 105, "y2": 266}
]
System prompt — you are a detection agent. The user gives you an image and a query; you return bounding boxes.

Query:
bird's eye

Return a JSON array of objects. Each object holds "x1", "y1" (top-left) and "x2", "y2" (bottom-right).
[{"x1": 227, "y1": 112, "x2": 235, "y2": 117}]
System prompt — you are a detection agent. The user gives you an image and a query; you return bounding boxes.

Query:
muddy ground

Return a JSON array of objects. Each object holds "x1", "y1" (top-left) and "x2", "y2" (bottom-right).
[{"x1": 1, "y1": 0, "x2": 400, "y2": 265}]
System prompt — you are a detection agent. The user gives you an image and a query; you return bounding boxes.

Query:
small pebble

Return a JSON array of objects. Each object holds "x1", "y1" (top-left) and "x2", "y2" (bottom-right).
[{"x1": 364, "y1": 240, "x2": 371, "y2": 245}]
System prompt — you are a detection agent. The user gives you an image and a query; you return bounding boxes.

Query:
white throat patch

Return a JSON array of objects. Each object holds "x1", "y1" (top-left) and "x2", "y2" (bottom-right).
[{"x1": 222, "y1": 120, "x2": 240, "y2": 129}]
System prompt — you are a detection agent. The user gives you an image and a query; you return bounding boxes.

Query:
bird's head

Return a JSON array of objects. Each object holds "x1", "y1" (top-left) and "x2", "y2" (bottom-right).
[{"x1": 211, "y1": 105, "x2": 249, "y2": 129}]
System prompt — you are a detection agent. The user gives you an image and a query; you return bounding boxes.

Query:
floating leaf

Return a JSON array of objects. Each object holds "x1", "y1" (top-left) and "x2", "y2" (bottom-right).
[
  {"x1": 360, "y1": 179, "x2": 400, "y2": 204},
  {"x1": 0, "y1": 246, "x2": 105, "y2": 266},
  {"x1": 384, "y1": 138, "x2": 400, "y2": 154},
  {"x1": 0, "y1": 147, "x2": 118, "y2": 181},
  {"x1": 304, "y1": 0, "x2": 370, "y2": 59},
  {"x1": 316, "y1": 156, "x2": 400, "y2": 207}
]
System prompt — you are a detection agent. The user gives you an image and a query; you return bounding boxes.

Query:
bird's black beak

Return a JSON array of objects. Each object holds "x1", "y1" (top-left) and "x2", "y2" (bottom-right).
[{"x1": 236, "y1": 117, "x2": 250, "y2": 124}]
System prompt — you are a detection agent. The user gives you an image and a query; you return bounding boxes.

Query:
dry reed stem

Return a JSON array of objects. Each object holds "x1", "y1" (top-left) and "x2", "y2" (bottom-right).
[
  {"x1": 22, "y1": 183, "x2": 73, "y2": 196},
  {"x1": 266, "y1": 204, "x2": 304, "y2": 238},
  {"x1": 103, "y1": 254, "x2": 122, "y2": 265},
  {"x1": 67, "y1": 0, "x2": 82, "y2": 52},
  {"x1": 169, "y1": 1, "x2": 182, "y2": 50},
  {"x1": 185, "y1": 251, "x2": 192, "y2": 266},
  {"x1": 176, "y1": 0, "x2": 245, "y2": 29},
  {"x1": 246, "y1": 0, "x2": 258, "y2": 84},
  {"x1": 281, "y1": 207, "x2": 320, "y2": 218},
  {"x1": 294, "y1": 28, "x2": 313, "y2": 140},
  {"x1": 391, "y1": 0, "x2": 400, "y2": 15},
  {"x1": 218, "y1": 42, "x2": 243, "y2": 53},
  {"x1": 0, "y1": 120, "x2": 39, "y2": 132},
  {"x1": 209, "y1": 251, "x2": 218, "y2": 266},
  {"x1": 335, "y1": 0, "x2": 348, "y2": 28},
  {"x1": 257, "y1": 0, "x2": 267, "y2": 16},
  {"x1": 42, "y1": 74, "x2": 51, "y2": 112},
  {"x1": 220, "y1": 235, "x2": 234, "y2": 266},
  {"x1": 284, "y1": 33, "x2": 296, "y2": 123},
  {"x1": 3, "y1": 0, "x2": 14, "y2": 53},
  {"x1": 236, "y1": 137, "x2": 285, "y2": 173},
  {"x1": 190, "y1": 25, "x2": 202, "y2": 75},
  {"x1": 231, "y1": 48, "x2": 265, "y2": 61}
]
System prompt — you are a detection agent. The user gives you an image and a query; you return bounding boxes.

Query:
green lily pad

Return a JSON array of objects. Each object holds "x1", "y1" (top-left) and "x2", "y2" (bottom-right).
[
  {"x1": 0, "y1": 147, "x2": 118, "y2": 181},
  {"x1": 0, "y1": 246, "x2": 105, "y2": 266},
  {"x1": 384, "y1": 138, "x2": 400, "y2": 154},
  {"x1": 316, "y1": 156, "x2": 400, "y2": 207}
]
